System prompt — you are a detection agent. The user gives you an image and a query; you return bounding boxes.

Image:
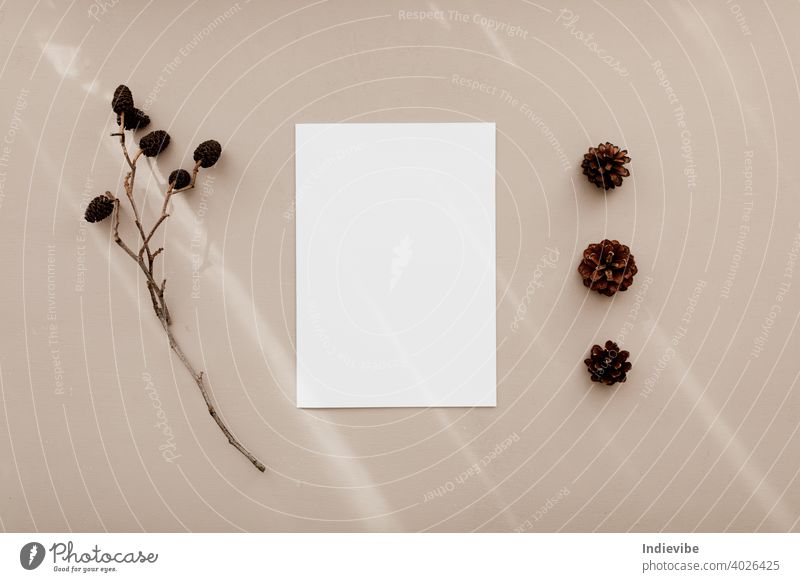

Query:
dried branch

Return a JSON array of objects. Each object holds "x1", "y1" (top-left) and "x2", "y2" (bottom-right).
[
  {"x1": 96, "y1": 86, "x2": 264, "y2": 472},
  {"x1": 160, "y1": 321, "x2": 266, "y2": 473},
  {"x1": 116, "y1": 111, "x2": 136, "y2": 170}
]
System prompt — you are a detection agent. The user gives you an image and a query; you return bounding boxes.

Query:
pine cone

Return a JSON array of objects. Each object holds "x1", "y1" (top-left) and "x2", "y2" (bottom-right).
[
  {"x1": 585, "y1": 340, "x2": 631, "y2": 385},
  {"x1": 578, "y1": 239, "x2": 637, "y2": 296},
  {"x1": 84, "y1": 194, "x2": 115, "y2": 223},
  {"x1": 117, "y1": 108, "x2": 150, "y2": 130},
  {"x1": 168, "y1": 169, "x2": 191, "y2": 189},
  {"x1": 111, "y1": 84, "x2": 134, "y2": 115},
  {"x1": 139, "y1": 130, "x2": 170, "y2": 157},
  {"x1": 581, "y1": 142, "x2": 630, "y2": 189},
  {"x1": 193, "y1": 140, "x2": 221, "y2": 168}
]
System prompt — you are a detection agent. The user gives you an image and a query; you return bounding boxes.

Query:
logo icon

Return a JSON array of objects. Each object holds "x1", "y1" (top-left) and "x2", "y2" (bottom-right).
[{"x1": 20, "y1": 542, "x2": 45, "y2": 570}]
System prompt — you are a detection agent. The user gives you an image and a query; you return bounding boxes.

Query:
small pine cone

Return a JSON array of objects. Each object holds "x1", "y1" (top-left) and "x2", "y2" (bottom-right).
[
  {"x1": 578, "y1": 239, "x2": 637, "y2": 296},
  {"x1": 168, "y1": 169, "x2": 191, "y2": 189},
  {"x1": 139, "y1": 130, "x2": 170, "y2": 157},
  {"x1": 117, "y1": 108, "x2": 150, "y2": 130},
  {"x1": 193, "y1": 140, "x2": 221, "y2": 168},
  {"x1": 111, "y1": 84, "x2": 134, "y2": 115},
  {"x1": 84, "y1": 194, "x2": 115, "y2": 223},
  {"x1": 581, "y1": 142, "x2": 630, "y2": 189},
  {"x1": 585, "y1": 340, "x2": 632, "y2": 385}
]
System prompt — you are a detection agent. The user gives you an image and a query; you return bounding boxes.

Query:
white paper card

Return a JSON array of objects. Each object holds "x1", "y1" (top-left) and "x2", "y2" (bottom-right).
[{"x1": 295, "y1": 123, "x2": 496, "y2": 408}]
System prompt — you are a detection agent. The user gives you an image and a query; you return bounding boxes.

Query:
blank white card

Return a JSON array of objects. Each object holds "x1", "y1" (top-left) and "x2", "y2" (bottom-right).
[{"x1": 295, "y1": 123, "x2": 496, "y2": 408}]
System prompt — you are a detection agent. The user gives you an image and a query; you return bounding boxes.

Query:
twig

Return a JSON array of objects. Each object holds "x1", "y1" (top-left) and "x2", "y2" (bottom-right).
[
  {"x1": 159, "y1": 318, "x2": 266, "y2": 473},
  {"x1": 117, "y1": 112, "x2": 136, "y2": 170},
  {"x1": 142, "y1": 160, "x2": 202, "y2": 252},
  {"x1": 108, "y1": 126, "x2": 265, "y2": 472},
  {"x1": 110, "y1": 194, "x2": 137, "y2": 262},
  {"x1": 110, "y1": 191, "x2": 164, "y2": 320},
  {"x1": 174, "y1": 160, "x2": 203, "y2": 193},
  {"x1": 116, "y1": 117, "x2": 151, "y2": 263}
]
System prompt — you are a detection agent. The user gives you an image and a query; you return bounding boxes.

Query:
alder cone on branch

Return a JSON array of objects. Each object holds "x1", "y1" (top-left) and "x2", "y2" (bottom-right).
[
  {"x1": 585, "y1": 340, "x2": 632, "y2": 385},
  {"x1": 577, "y1": 239, "x2": 637, "y2": 296},
  {"x1": 139, "y1": 130, "x2": 170, "y2": 157},
  {"x1": 117, "y1": 108, "x2": 150, "y2": 130},
  {"x1": 111, "y1": 84, "x2": 134, "y2": 115},
  {"x1": 92, "y1": 80, "x2": 267, "y2": 473},
  {"x1": 168, "y1": 169, "x2": 191, "y2": 189},
  {"x1": 84, "y1": 194, "x2": 114, "y2": 223},
  {"x1": 581, "y1": 142, "x2": 630, "y2": 190},
  {"x1": 193, "y1": 140, "x2": 221, "y2": 168}
]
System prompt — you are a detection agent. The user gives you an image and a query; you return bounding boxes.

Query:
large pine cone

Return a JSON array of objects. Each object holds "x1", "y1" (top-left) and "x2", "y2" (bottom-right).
[
  {"x1": 84, "y1": 194, "x2": 115, "y2": 223},
  {"x1": 111, "y1": 84, "x2": 134, "y2": 115},
  {"x1": 581, "y1": 142, "x2": 630, "y2": 189},
  {"x1": 585, "y1": 340, "x2": 632, "y2": 385},
  {"x1": 139, "y1": 130, "x2": 170, "y2": 157},
  {"x1": 193, "y1": 139, "x2": 222, "y2": 168},
  {"x1": 578, "y1": 239, "x2": 637, "y2": 296}
]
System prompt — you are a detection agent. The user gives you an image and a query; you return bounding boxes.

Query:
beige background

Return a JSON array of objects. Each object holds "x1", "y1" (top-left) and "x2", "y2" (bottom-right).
[{"x1": 1, "y1": 0, "x2": 799, "y2": 532}]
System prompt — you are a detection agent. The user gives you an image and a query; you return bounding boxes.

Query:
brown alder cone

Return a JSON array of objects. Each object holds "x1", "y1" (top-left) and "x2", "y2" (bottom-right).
[
  {"x1": 111, "y1": 84, "x2": 134, "y2": 115},
  {"x1": 117, "y1": 107, "x2": 150, "y2": 130},
  {"x1": 139, "y1": 130, "x2": 170, "y2": 157},
  {"x1": 84, "y1": 194, "x2": 114, "y2": 223},
  {"x1": 577, "y1": 239, "x2": 637, "y2": 296},
  {"x1": 193, "y1": 139, "x2": 222, "y2": 168}
]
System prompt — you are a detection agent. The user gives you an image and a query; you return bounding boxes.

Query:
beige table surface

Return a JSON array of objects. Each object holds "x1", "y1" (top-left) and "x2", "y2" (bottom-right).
[{"x1": 1, "y1": 0, "x2": 799, "y2": 532}]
